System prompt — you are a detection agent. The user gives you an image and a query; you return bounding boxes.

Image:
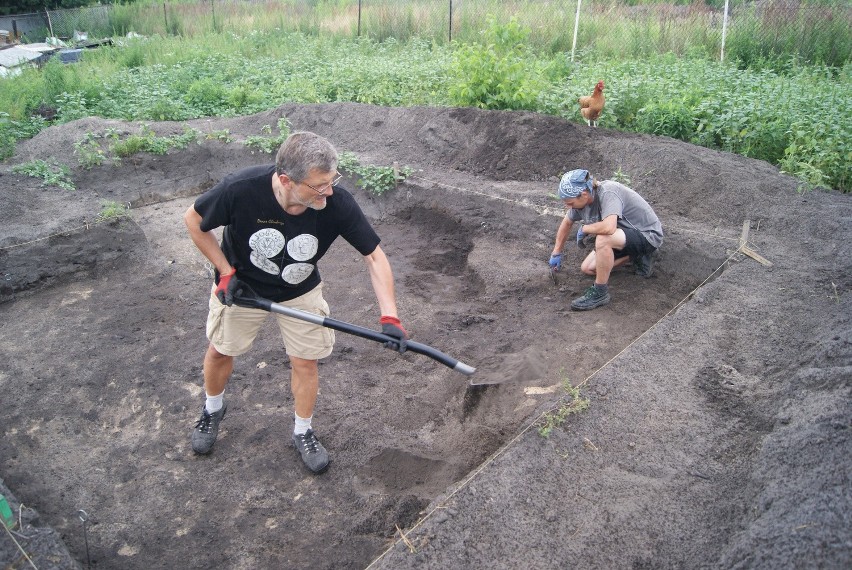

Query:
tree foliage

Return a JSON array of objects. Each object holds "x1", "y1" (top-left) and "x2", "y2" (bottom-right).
[{"x1": 1, "y1": 1, "x2": 126, "y2": 17}]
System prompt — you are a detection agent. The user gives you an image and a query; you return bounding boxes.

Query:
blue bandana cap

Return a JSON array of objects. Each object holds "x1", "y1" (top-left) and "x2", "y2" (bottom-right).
[{"x1": 558, "y1": 169, "x2": 593, "y2": 199}]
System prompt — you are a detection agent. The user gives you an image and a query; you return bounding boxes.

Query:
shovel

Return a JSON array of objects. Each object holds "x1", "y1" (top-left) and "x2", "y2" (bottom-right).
[{"x1": 233, "y1": 285, "x2": 476, "y2": 377}]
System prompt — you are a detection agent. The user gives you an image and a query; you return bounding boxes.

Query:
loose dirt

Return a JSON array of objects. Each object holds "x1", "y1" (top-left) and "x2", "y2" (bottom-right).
[{"x1": 1, "y1": 103, "x2": 849, "y2": 569}]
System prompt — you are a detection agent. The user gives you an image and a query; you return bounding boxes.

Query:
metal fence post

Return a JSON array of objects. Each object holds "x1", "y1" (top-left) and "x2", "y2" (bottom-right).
[
  {"x1": 571, "y1": 0, "x2": 582, "y2": 62},
  {"x1": 449, "y1": 0, "x2": 452, "y2": 43},
  {"x1": 357, "y1": 0, "x2": 361, "y2": 37},
  {"x1": 720, "y1": 0, "x2": 730, "y2": 62}
]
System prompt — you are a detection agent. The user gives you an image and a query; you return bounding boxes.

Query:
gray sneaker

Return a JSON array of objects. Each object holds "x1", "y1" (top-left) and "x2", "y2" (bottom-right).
[
  {"x1": 191, "y1": 404, "x2": 226, "y2": 455},
  {"x1": 571, "y1": 286, "x2": 611, "y2": 311},
  {"x1": 293, "y1": 429, "x2": 330, "y2": 474}
]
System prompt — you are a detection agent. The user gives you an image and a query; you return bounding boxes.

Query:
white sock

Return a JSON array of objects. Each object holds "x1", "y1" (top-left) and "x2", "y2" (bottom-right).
[
  {"x1": 205, "y1": 392, "x2": 224, "y2": 413},
  {"x1": 294, "y1": 413, "x2": 312, "y2": 435}
]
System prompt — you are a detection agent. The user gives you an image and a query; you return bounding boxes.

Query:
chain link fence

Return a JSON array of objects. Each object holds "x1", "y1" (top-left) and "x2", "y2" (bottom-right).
[{"x1": 1, "y1": 1, "x2": 849, "y2": 67}]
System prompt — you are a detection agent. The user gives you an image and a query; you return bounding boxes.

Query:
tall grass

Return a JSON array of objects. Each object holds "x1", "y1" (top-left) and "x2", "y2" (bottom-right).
[
  {"x1": 84, "y1": 0, "x2": 850, "y2": 67},
  {"x1": 726, "y1": 1, "x2": 852, "y2": 70}
]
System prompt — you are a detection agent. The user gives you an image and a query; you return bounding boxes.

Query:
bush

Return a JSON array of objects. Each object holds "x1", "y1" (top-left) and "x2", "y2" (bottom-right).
[
  {"x1": 637, "y1": 101, "x2": 696, "y2": 140},
  {"x1": 449, "y1": 17, "x2": 544, "y2": 111}
]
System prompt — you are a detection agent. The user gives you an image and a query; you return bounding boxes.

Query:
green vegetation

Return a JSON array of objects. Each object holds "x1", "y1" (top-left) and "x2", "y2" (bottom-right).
[
  {"x1": 78, "y1": 0, "x2": 850, "y2": 69},
  {"x1": 338, "y1": 152, "x2": 414, "y2": 196},
  {"x1": 449, "y1": 17, "x2": 551, "y2": 111},
  {"x1": 96, "y1": 200, "x2": 131, "y2": 223},
  {"x1": 0, "y1": 4, "x2": 849, "y2": 192},
  {"x1": 72, "y1": 123, "x2": 204, "y2": 168},
  {"x1": 111, "y1": 124, "x2": 200, "y2": 156},
  {"x1": 244, "y1": 118, "x2": 291, "y2": 154},
  {"x1": 537, "y1": 378, "x2": 590, "y2": 439},
  {"x1": 74, "y1": 130, "x2": 117, "y2": 169},
  {"x1": 11, "y1": 159, "x2": 75, "y2": 190}
]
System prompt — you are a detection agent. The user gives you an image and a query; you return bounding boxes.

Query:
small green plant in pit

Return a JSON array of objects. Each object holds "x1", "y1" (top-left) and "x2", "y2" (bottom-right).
[
  {"x1": 205, "y1": 129, "x2": 233, "y2": 143},
  {"x1": 111, "y1": 125, "x2": 200, "y2": 158},
  {"x1": 337, "y1": 151, "x2": 413, "y2": 196},
  {"x1": 244, "y1": 117, "x2": 291, "y2": 153},
  {"x1": 537, "y1": 378, "x2": 590, "y2": 438},
  {"x1": 611, "y1": 167, "x2": 632, "y2": 186},
  {"x1": 96, "y1": 200, "x2": 130, "y2": 223},
  {"x1": 11, "y1": 159, "x2": 75, "y2": 191},
  {"x1": 74, "y1": 132, "x2": 119, "y2": 169}
]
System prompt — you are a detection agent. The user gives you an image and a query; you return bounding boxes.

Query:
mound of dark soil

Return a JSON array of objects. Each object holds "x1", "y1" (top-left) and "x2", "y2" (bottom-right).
[{"x1": 1, "y1": 103, "x2": 849, "y2": 569}]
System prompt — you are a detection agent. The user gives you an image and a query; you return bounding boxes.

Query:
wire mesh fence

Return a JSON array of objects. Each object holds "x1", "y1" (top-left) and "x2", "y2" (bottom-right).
[{"x1": 0, "y1": 1, "x2": 849, "y2": 67}]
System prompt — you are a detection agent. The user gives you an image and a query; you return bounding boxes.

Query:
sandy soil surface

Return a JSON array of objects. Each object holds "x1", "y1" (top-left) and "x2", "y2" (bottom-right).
[{"x1": 0, "y1": 103, "x2": 849, "y2": 569}]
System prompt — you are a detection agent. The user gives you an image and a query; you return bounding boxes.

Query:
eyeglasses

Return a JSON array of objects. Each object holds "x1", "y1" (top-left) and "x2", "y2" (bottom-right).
[{"x1": 298, "y1": 171, "x2": 342, "y2": 196}]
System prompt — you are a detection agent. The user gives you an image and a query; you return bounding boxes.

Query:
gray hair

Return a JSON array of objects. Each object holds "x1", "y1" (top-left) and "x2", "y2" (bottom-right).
[{"x1": 275, "y1": 131, "x2": 338, "y2": 182}]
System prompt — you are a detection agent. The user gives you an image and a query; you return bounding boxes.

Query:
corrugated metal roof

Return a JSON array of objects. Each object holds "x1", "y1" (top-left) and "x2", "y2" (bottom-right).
[{"x1": 0, "y1": 45, "x2": 45, "y2": 68}]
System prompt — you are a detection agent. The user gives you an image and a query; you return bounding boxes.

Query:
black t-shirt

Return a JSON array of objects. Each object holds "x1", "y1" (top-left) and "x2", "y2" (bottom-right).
[{"x1": 194, "y1": 164, "x2": 380, "y2": 302}]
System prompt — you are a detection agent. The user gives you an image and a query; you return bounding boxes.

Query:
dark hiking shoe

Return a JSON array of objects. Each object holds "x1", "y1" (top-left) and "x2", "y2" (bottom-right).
[
  {"x1": 634, "y1": 251, "x2": 656, "y2": 278},
  {"x1": 571, "y1": 286, "x2": 611, "y2": 311},
  {"x1": 293, "y1": 429, "x2": 330, "y2": 474},
  {"x1": 191, "y1": 404, "x2": 226, "y2": 455}
]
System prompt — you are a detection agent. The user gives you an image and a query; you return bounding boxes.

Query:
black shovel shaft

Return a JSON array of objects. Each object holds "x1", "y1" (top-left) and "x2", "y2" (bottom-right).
[{"x1": 255, "y1": 298, "x2": 476, "y2": 376}]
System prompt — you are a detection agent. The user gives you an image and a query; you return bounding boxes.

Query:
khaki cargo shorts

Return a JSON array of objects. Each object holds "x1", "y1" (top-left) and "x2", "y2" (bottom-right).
[{"x1": 206, "y1": 283, "x2": 335, "y2": 360}]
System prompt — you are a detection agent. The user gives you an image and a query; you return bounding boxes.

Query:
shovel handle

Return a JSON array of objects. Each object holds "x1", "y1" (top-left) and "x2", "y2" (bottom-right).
[{"x1": 246, "y1": 295, "x2": 476, "y2": 376}]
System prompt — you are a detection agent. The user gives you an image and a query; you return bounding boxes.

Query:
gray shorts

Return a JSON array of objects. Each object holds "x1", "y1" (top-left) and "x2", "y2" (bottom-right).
[{"x1": 206, "y1": 283, "x2": 335, "y2": 360}]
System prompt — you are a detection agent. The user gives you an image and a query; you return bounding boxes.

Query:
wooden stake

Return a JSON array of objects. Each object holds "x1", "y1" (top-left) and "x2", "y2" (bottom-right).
[
  {"x1": 740, "y1": 246, "x2": 773, "y2": 267},
  {"x1": 738, "y1": 219, "x2": 750, "y2": 250},
  {"x1": 737, "y1": 219, "x2": 772, "y2": 267},
  {"x1": 396, "y1": 524, "x2": 416, "y2": 553},
  {"x1": 45, "y1": 8, "x2": 54, "y2": 39}
]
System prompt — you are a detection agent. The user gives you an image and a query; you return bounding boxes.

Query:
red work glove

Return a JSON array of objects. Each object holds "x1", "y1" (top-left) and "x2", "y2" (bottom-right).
[
  {"x1": 380, "y1": 315, "x2": 409, "y2": 354},
  {"x1": 215, "y1": 267, "x2": 238, "y2": 306}
]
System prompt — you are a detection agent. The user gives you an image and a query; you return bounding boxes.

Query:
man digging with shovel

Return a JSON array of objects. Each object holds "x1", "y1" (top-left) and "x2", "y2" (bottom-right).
[
  {"x1": 184, "y1": 131, "x2": 409, "y2": 474},
  {"x1": 548, "y1": 168, "x2": 663, "y2": 310}
]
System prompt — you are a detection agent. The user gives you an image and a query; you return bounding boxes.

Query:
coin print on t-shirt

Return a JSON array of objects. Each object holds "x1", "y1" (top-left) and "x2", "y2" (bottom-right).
[{"x1": 248, "y1": 228, "x2": 318, "y2": 284}]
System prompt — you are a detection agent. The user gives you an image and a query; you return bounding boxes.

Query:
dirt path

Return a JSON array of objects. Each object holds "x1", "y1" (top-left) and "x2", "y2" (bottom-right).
[{"x1": 1, "y1": 103, "x2": 849, "y2": 569}]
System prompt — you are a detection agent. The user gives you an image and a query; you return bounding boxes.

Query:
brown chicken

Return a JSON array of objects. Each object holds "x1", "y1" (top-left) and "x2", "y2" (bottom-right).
[{"x1": 578, "y1": 80, "x2": 605, "y2": 127}]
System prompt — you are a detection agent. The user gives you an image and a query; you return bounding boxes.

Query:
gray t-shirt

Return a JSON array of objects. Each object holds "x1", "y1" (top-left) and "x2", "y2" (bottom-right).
[{"x1": 568, "y1": 180, "x2": 663, "y2": 249}]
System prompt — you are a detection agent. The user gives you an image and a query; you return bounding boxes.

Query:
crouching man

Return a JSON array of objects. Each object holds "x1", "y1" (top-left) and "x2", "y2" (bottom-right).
[{"x1": 548, "y1": 168, "x2": 663, "y2": 310}]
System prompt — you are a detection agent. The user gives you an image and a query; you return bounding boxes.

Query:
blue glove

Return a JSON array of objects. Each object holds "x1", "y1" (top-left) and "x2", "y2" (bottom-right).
[
  {"x1": 577, "y1": 227, "x2": 594, "y2": 249},
  {"x1": 548, "y1": 253, "x2": 562, "y2": 271}
]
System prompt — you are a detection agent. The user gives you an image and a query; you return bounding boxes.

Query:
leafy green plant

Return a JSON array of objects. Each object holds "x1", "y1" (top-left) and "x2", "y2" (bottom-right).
[
  {"x1": 637, "y1": 100, "x2": 696, "y2": 140},
  {"x1": 338, "y1": 151, "x2": 413, "y2": 196},
  {"x1": 186, "y1": 77, "x2": 229, "y2": 115},
  {"x1": 55, "y1": 92, "x2": 89, "y2": 123},
  {"x1": 11, "y1": 159, "x2": 75, "y2": 191},
  {"x1": 336, "y1": 151, "x2": 360, "y2": 173},
  {"x1": 611, "y1": 167, "x2": 632, "y2": 186},
  {"x1": 244, "y1": 117, "x2": 291, "y2": 153},
  {"x1": 449, "y1": 17, "x2": 544, "y2": 111},
  {"x1": 96, "y1": 200, "x2": 130, "y2": 223},
  {"x1": 74, "y1": 132, "x2": 111, "y2": 169},
  {"x1": 537, "y1": 378, "x2": 590, "y2": 439},
  {"x1": 110, "y1": 124, "x2": 200, "y2": 158},
  {"x1": 205, "y1": 129, "x2": 233, "y2": 143},
  {"x1": 0, "y1": 113, "x2": 45, "y2": 161}
]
